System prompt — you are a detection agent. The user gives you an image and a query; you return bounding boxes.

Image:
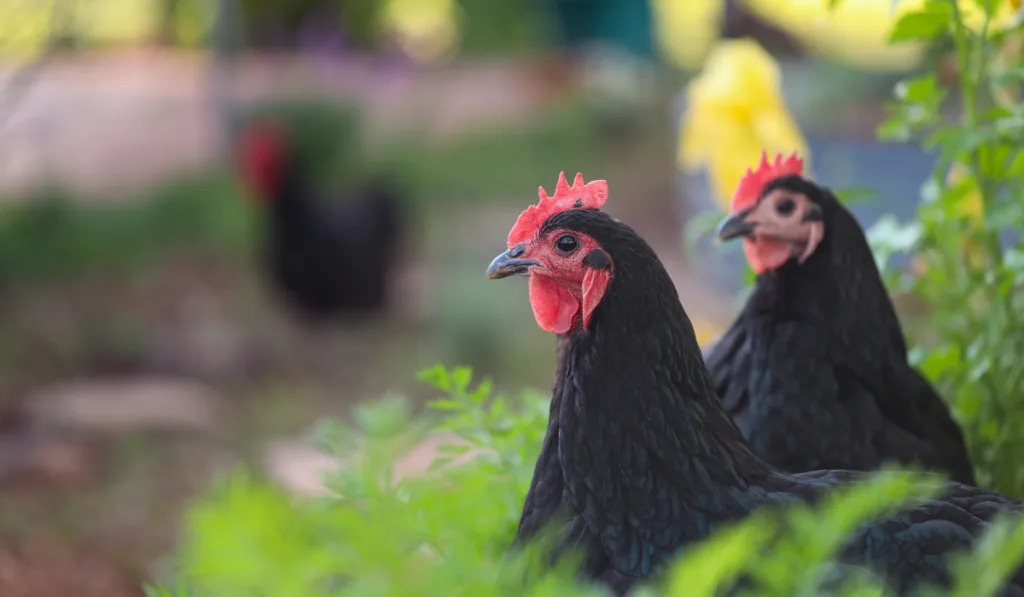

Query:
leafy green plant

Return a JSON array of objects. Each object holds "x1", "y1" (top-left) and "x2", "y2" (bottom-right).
[
  {"x1": 0, "y1": 173, "x2": 253, "y2": 285},
  {"x1": 865, "y1": 0, "x2": 1024, "y2": 497},
  {"x1": 150, "y1": 366, "x2": 1024, "y2": 597}
]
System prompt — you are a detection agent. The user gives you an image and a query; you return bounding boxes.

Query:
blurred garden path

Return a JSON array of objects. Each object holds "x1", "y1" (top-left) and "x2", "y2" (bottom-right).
[{"x1": 0, "y1": 49, "x2": 553, "y2": 199}]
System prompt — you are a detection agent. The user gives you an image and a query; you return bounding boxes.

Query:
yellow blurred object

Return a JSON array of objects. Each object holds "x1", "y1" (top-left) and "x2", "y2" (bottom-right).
[
  {"x1": 679, "y1": 39, "x2": 810, "y2": 211},
  {"x1": 941, "y1": 161, "x2": 987, "y2": 269},
  {"x1": 380, "y1": 0, "x2": 461, "y2": 64},
  {"x1": 0, "y1": 0, "x2": 212, "y2": 61},
  {"x1": 738, "y1": 0, "x2": 1019, "y2": 72},
  {"x1": 945, "y1": 162, "x2": 984, "y2": 226},
  {"x1": 0, "y1": 3, "x2": 52, "y2": 62},
  {"x1": 651, "y1": 0, "x2": 726, "y2": 71},
  {"x1": 693, "y1": 319, "x2": 724, "y2": 349},
  {"x1": 79, "y1": 0, "x2": 160, "y2": 43},
  {"x1": 903, "y1": 162, "x2": 987, "y2": 276},
  {"x1": 993, "y1": 32, "x2": 1024, "y2": 108}
]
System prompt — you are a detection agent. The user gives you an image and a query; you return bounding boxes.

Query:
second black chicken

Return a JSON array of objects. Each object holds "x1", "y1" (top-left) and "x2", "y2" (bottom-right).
[
  {"x1": 236, "y1": 121, "x2": 404, "y2": 321},
  {"x1": 704, "y1": 152, "x2": 975, "y2": 485}
]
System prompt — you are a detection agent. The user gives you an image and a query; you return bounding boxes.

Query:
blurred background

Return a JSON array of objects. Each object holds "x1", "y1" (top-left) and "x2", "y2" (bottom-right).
[{"x1": 0, "y1": 0, "x2": 959, "y2": 593}]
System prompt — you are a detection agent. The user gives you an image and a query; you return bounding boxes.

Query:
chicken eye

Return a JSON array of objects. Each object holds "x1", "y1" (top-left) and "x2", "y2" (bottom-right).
[
  {"x1": 776, "y1": 198, "x2": 796, "y2": 216},
  {"x1": 555, "y1": 234, "x2": 579, "y2": 254}
]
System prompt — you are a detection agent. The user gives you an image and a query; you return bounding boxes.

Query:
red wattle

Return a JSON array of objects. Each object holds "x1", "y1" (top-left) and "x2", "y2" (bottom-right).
[
  {"x1": 529, "y1": 276, "x2": 579, "y2": 334},
  {"x1": 743, "y1": 237, "x2": 792, "y2": 274}
]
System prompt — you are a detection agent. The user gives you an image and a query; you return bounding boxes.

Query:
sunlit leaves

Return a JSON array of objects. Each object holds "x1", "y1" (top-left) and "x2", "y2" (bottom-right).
[
  {"x1": 878, "y1": 74, "x2": 947, "y2": 141},
  {"x1": 150, "y1": 367, "x2": 1024, "y2": 597},
  {"x1": 871, "y1": 0, "x2": 1024, "y2": 499},
  {"x1": 889, "y1": 2, "x2": 953, "y2": 43}
]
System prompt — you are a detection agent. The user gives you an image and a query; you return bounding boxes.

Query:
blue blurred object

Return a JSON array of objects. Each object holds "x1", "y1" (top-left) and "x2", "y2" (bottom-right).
[{"x1": 548, "y1": 0, "x2": 656, "y2": 58}]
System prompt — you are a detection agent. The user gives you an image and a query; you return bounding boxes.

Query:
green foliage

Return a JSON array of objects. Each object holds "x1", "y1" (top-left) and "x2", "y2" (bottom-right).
[
  {"x1": 158, "y1": 0, "x2": 213, "y2": 46},
  {"x1": 151, "y1": 366, "x2": 1024, "y2": 597},
  {"x1": 0, "y1": 174, "x2": 253, "y2": 285},
  {"x1": 456, "y1": 0, "x2": 555, "y2": 55},
  {"x1": 235, "y1": 0, "x2": 552, "y2": 55},
  {"x1": 390, "y1": 101, "x2": 601, "y2": 206},
  {"x1": 868, "y1": 0, "x2": 1024, "y2": 497}
]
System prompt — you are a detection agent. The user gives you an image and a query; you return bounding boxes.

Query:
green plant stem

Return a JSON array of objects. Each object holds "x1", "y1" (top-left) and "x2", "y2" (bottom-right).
[{"x1": 947, "y1": 0, "x2": 1015, "y2": 334}]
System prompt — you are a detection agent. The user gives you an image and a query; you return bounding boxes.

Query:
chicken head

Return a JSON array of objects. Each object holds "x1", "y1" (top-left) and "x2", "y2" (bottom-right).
[{"x1": 487, "y1": 172, "x2": 613, "y2": 334}]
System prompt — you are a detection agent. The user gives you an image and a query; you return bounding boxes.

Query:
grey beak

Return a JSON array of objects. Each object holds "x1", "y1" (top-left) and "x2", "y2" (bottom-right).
[
  {"x1": 717, "y1": 209, "x2": 757, "y2": 242},
  {"x1": 487, "y1": 247, "x2": 541, "y2": 279}
]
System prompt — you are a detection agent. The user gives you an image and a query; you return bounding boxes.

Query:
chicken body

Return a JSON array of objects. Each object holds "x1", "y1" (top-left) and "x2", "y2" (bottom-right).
[
  {"x1": 238, "y1": 124, "x2": 403, "y2": 321},
  {"x1": 495, "y1": 207, "x2": 1020, "y2": 596},
  {"x1": 704, "y1": 177, "x2": 975, "y2": 484},
  {"x1": 265, "y1": 171, "x2": 401, "y2": 319}
]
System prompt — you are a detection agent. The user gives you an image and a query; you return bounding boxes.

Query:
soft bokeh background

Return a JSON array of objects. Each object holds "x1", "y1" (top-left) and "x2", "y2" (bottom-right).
[{"x1": 0, "y1": 0, "x2": 974, "y2": 593}]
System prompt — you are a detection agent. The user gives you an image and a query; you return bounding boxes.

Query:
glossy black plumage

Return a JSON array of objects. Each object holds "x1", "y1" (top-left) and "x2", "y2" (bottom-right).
[
  {"x1": 511, "y1": 208, "x2": 1022, "y2": 595},
  {"x1": 703, "y1": 177, "x2": 975, "y2": 485},
  {"x1": 260, "y1": 152, "x2": 403, "y2": 321},
  {"x1": 514, "y1": 336, "x2": 568, "y2": 546}
]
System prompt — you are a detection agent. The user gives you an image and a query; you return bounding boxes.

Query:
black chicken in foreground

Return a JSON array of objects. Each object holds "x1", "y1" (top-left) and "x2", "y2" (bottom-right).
[
  {"x1": 487, "y1": 172, "x2": 1023, "y2": 595},
  {"x1": 236, "y1": 122, "x2": 403, "y2": 321},
  {"x1": 703, "y1": 152, "x2": 975, "y2": 485}
]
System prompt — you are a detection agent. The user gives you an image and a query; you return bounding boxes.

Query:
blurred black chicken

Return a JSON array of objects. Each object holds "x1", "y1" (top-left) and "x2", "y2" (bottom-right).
[
  {"x1": 235, "y1": 121, "x2": 404, "y2": 321},
  {"x1": 704, "y1": 153, "x2": 975, "y2": 485}
]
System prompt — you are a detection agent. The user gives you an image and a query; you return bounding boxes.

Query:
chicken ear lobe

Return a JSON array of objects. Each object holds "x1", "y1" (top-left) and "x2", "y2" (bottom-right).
[{"x1": 581, "y1": 267, "x2": 611, "y2": 330}]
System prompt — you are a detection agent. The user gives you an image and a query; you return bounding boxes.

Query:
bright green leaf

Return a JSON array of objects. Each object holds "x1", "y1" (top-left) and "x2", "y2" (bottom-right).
[
  {"x1": 888, "y1": 5, "x2": 951, "y2": 42},
  {"x1": 451, "y1": 366, "x2": 473, "y2": 393},
  {"x1": 418, "y1": 364, "x2": 452, "y2": 392}
]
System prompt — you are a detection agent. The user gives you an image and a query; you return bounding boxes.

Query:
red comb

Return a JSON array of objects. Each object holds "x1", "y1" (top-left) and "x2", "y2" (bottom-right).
[
  {"x1": 730, "y1": 151, "x2": 805, "y2": 213},
  {"x1": 507, "y1": 172, "x2": 609, "y2": 247}
]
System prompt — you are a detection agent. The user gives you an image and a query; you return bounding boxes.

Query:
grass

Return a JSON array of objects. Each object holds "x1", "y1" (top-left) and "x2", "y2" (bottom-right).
[{"x1": 0, "y1": 175, "x2": 255, "y2": 286}]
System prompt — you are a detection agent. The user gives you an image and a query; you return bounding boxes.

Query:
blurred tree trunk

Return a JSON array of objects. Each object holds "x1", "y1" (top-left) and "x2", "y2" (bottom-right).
[
  {"x1": 157, "y1": 0, "x2": 181, "y2": 45},
  {"x1": 210, "y1": 0, "x2": 241, "y2": 160}
]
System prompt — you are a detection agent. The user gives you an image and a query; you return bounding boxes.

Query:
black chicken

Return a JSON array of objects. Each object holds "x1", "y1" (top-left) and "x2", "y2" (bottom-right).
[
  {"x1": 487, "y1": 172, "x2": 1022, "y2": 595},
  {"x1": 236, "y1": 121, "x2": 403, "y2": 320},
  {"x1": 703, "y1": 152, "x2": 975, "y2": 485}
]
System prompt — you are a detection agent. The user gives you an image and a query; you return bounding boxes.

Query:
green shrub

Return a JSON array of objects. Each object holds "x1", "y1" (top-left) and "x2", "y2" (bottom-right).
[
  {"x1": 147, "y1": 366, "x2": 1024, "y2": 597},
  {"x1": 455, "y1": 0, "x2": 555, "y2": 55},
  {"x1": 0, "y1": 174, "x2": 253, "y2": 285},
  {"x1": 235, "y1": 0, "x2": 552, "y2": 54},
  {"x1": 865, "y1": 0, "x2": 1024, "y2": 497}
]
